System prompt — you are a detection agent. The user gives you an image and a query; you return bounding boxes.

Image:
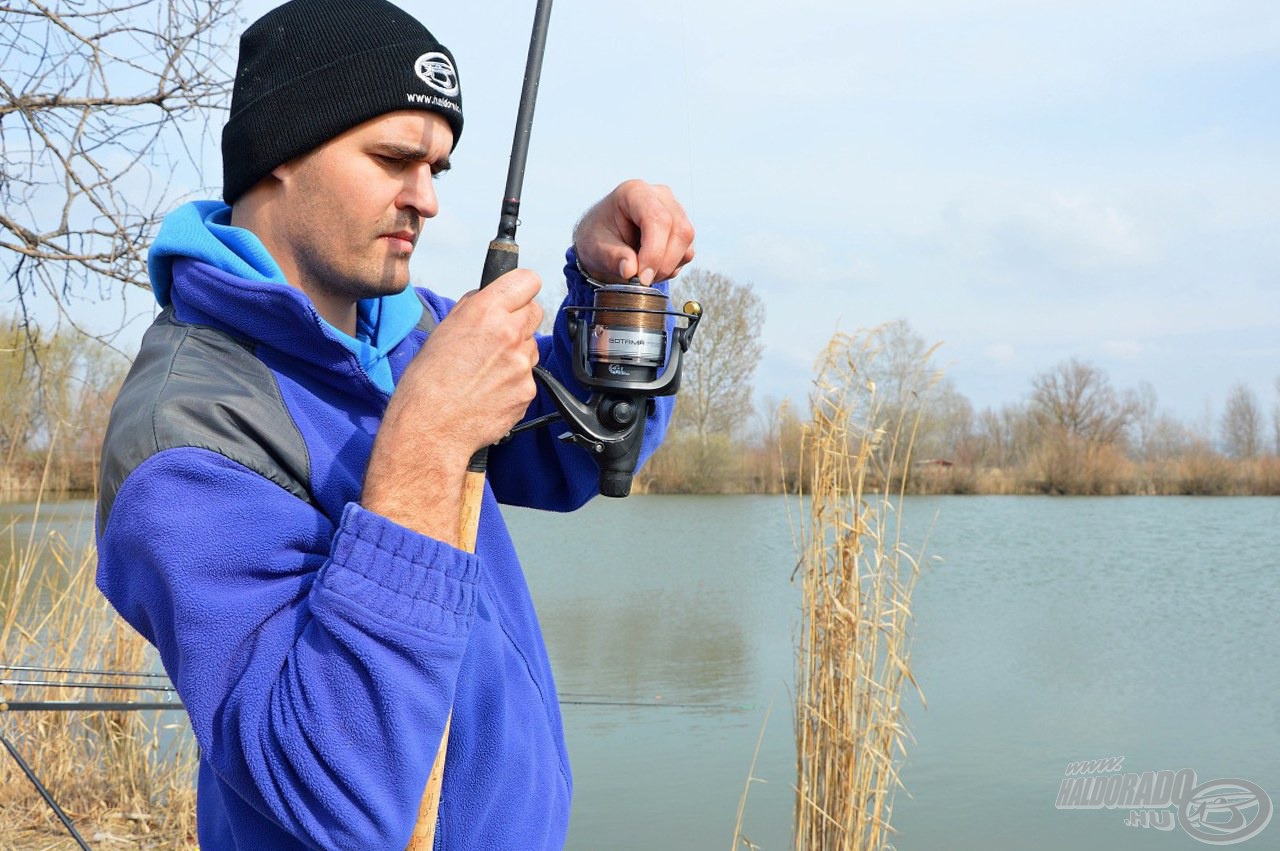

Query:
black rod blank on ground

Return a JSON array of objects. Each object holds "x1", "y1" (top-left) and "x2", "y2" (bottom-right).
[{"x1": 0, "y1": 730, "x2": 93, "y2": 850}]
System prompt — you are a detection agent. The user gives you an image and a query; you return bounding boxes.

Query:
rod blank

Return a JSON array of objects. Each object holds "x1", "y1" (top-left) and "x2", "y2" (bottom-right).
[
  {"x1": 0, "y1": 663, "x2": 169, "y2": 679},
  {"x1": 0, "y1": 731, "x2": 93, "y2": 849},
  {"x1": 2, "y1": 678, "x2": 177, "y2": 692}
]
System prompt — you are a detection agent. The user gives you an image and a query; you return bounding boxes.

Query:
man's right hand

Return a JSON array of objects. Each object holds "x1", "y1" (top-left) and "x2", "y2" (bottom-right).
[{"x1": 361, "y1": 269, "x2": 543, "y2": 543}]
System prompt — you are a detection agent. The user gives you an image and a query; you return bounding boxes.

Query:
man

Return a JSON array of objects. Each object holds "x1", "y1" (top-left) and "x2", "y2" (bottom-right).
[{"x1": 94, "y1": 0, "x2": 693, "y2": 847}]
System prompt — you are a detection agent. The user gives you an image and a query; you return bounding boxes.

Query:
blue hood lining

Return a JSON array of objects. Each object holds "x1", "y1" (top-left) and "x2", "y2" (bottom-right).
[{"x1": 148, "y1": 201, "x2": 425, "y2": 394}]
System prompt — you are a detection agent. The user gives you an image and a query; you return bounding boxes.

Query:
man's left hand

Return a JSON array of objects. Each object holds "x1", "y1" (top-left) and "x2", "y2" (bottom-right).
[{"x1": 573, "y1": 180, "x2": 695, "y2": 286}]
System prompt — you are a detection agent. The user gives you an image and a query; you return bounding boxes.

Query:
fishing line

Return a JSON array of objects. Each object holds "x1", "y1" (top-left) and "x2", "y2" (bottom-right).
[
  {"x1": 559, "y1": 698, "x2": 756, "y2": 711},
  {"x1": 677, "y1": 0, "x2": 698, "y2": 233},
  {"x1": 0, "y1": 697, "x2": 749, "y2": 713},
  {"x1": 0, "y1": 672, "x2": 753, "y2": 710},
  {"x1": 556, "y1": 691, "x2": 755, "y2": 711}
]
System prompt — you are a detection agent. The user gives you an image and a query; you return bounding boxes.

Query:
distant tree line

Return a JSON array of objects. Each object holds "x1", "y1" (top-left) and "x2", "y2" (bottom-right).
[
  {"x1": 0, "y1": 314, "x2": 128, "y2": 495},
  {"x1": 3, "y1": 6, "x2": 1274, "y2": 500},
  {"x1": 933, "y1": 357, "x2": 1280, "y2": 495},
  {"x1": 639, "y1": 306, "x2": 1280, "y2": 496},
  {"x1": 3, "y1": 298, "x2": 1278, "y2": 498}
]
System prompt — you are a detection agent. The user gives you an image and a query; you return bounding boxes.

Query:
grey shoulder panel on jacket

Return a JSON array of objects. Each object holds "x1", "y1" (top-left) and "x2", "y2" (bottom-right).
[{"x1": 97, "y1": 308, "x2": 312, "y2": 533}]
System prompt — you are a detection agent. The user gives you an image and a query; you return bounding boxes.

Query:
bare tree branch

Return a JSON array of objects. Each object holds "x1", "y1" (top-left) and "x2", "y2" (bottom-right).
[
  {"x1": 1220, "y1": 382, "x2": 1262, "y2": 459},
  {"x1": 670, "y1": 269, "x2": 766, "y2": 442},
  {"x1": 1, "y1": 0, "x2": 237, "y2": 341},
  {"x1": 1030, "y1": 358, "x2": 1138, "y2": 447},
  {"x1": 1, "y1": 92, "x2": 177, "y2": 115}
]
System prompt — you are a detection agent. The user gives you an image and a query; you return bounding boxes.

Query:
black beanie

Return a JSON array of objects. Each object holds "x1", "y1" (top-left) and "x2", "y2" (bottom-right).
[{"x1": 221, "y1": 0, "x2": 464, "y2": 204}]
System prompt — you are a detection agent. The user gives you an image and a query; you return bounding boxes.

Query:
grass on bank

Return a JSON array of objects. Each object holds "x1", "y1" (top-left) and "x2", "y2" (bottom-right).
[
  {"x1": 0, "y1": 471, "x2": 197, "y2": 849},
  {"x1": 636, "y1": 436, "x2": 1280, "y2": 497}
]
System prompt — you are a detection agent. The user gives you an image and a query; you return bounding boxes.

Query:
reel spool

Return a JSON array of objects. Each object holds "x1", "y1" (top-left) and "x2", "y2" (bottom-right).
[
  {"x1": 587, "y1": 285, "x2": 669, "y2": 383},
  {"x1": 566, "y1": 283, "x2": 701, "y2": 393},
  {"x1": 527, "y1": 282, "x2": 702, "y2": 497}
]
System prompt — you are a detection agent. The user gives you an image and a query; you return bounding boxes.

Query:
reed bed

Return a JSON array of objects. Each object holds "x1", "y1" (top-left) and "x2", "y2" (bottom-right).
[
  {"x1": 0, "y1": 470, "x2": 196, "y2": 848},
  {"x1": 791, "y1": 330, "x2": 928, "y2": 851}
]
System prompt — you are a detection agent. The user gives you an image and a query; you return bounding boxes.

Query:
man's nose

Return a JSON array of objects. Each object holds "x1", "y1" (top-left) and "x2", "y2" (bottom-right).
[{"x1": 398, "y1": 166, "x2": 438, "y2": 219}]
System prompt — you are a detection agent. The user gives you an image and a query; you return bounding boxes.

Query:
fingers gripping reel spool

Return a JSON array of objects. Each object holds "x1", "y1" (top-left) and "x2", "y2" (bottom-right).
[{"x1": 526, "y1": 283, "x2": 702, "y2": 497}]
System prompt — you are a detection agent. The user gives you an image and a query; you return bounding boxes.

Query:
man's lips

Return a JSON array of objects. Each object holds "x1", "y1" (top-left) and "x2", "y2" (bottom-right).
[{"x1": 381, "y1": 231, "x2": 418, "y2": 252}]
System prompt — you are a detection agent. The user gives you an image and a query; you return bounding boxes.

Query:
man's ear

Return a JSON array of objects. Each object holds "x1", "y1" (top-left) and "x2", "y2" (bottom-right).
[
  {"x1": 229, "y1": 166, "x2": 287, "y2": 230},
  {"x1": 270, "y1": 160, "x2": 295, "y2": 184}
]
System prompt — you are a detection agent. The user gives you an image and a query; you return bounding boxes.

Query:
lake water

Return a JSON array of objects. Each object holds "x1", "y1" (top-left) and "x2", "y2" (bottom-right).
[
  {"x1": 508, "y1": 495, "x2": 1280, "y2": 850},
  {"x1": 5, "y1": 495, "x2": 1278, "y2": 849}
]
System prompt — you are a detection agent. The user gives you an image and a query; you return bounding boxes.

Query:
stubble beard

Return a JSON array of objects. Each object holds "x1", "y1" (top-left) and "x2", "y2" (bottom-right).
[{"x1": 296, "y1": 218, "x2": 417, "y2": 303}]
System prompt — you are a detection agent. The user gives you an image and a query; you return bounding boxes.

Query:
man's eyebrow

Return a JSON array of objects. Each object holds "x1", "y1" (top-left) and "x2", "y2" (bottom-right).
[{"x1": 371, "y1": 143, "x2": 451, "y2": 173}]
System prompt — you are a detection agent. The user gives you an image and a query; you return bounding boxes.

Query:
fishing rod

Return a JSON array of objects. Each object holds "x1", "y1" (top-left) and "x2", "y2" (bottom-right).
[
  {"x1": 467, "y1": 14, "x2": 704, "y2": 502},
  {"x1": 452, "y1": 0, "x2": 558, "y2": 549},
  {"x1": 1, "y1": 730, "x2": 93, "y2": 850},
  {"x1": 408, "y1": 2, "x2": 556, "y2": 847},
  {"x1": 412, "y1": 0, "x2": 701, "y2": 844},
  {"x1": 0, "y1": 663, "x2": 168, "y2": 679},
  {"x1": 1, "y1": 677, "x2": 177, "y2": 692},
  {"x1": 0, "y1": 666, "x2": 181, "y2": 848},
  {"x1": 0, "y1": 663, "x2": 179, "y2": 710},
  {"x1": 2, "y1": 700, "x2": 182, "y2": 712}
]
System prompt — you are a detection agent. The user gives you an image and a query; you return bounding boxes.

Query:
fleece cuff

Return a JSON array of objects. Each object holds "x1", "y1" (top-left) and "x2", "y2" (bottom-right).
[{"x1": 320, "y1": 502, "x2": 479, "y2": 638}]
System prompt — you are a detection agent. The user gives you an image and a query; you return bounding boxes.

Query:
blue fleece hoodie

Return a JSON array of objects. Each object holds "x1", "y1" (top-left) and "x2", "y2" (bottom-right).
[{"x1": 95, "y1": 202, "x2": 673, "y2": 849}]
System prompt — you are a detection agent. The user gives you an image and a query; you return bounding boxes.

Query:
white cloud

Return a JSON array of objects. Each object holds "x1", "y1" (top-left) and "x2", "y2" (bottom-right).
[
  {"x1": 31, "y1": 0, "x2": 1278, "y2": 428},
  {"x1": 1101, "y1": 340, "x2": 1144, "y2": 358},
  {"x1": 984, "y1": 343, "x2": 1018, "y2": 365},
  {"x1": 1021, "y1": 192, "x2": 1152, "y2": 268}
]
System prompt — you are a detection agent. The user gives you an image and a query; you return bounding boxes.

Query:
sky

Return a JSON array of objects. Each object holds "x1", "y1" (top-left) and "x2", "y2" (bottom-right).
[{"x1": 24, "y1": 0, "x2": 1280, "y2": 427}]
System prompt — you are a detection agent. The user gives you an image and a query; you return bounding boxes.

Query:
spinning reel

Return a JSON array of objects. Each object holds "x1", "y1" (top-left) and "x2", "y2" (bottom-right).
[{"x1": 521, "y1": 281, "x2": 702, "y2": 497}]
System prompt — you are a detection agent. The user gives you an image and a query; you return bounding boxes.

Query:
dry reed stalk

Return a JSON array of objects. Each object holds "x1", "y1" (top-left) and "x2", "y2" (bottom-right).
[
  {"x1": 1, "y1": 475, "x2": 198, "y2": 847},
  {"x1": 731, "y1": 700, "x2": 773, "y2": 851},
  {"x1": 792, "y1": 330, "x2": 929, "y2": 851}
]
